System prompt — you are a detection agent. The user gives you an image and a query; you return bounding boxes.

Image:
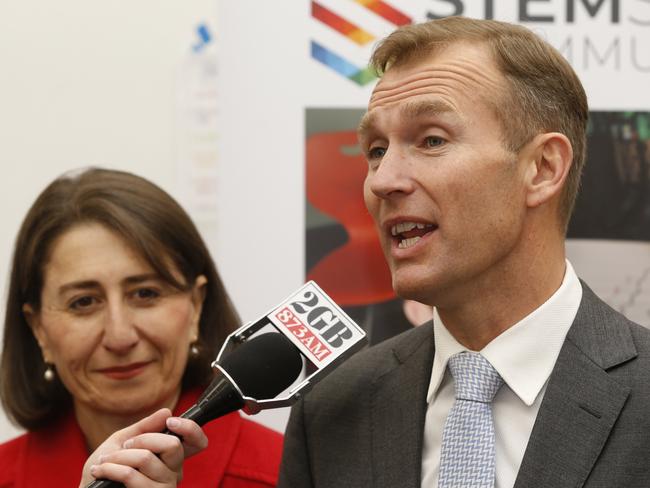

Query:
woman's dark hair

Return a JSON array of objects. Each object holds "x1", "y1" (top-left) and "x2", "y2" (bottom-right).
[{"x1": 0, "y1": 168, "x2": 240, "y2": 430}]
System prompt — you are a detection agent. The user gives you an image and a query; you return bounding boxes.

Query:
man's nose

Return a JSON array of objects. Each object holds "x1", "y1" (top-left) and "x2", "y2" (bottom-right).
[
  {"x1": 367, "y1": 146, "x2": 415, "y2": 199},
  {"x1": 101, "y1": 301, "x2": 139, "y2": 354}
]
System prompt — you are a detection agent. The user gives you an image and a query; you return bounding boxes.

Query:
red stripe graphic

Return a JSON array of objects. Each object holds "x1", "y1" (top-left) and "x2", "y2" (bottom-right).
[
  {"x1": 355, "y1": 0, "x2": 411, "y2": 26},
  {"x1": 312, "y1": 1, "x2": 375, "y2": 45}
]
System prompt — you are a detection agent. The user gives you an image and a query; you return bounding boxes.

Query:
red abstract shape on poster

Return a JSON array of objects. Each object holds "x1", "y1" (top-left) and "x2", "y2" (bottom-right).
[{"x1": 306, "y1": 131, "x2": 395, "y2": 306}]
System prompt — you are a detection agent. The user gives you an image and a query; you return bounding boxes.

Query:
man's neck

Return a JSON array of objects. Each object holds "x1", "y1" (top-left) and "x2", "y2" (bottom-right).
[{"x1": 436, "y1": 241, "x2": 567, "y2": 351}]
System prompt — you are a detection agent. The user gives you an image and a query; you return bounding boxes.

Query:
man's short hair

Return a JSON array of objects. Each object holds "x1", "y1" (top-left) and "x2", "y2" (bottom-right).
[{"x1": 370, "y1": 16, "x2": 588, "y2": 230}]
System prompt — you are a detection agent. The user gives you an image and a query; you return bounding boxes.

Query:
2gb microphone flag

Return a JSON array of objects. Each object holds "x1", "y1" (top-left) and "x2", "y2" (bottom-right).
[
  {"x1": 214, "y1": 281, "x2": 367, "y2": 413},
  {"x1": 268, "y1": 281, "x2": 366, "y2": 368}
]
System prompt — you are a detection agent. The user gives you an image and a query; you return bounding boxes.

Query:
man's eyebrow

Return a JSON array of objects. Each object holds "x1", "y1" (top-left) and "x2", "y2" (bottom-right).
[
  {"x1": 401, "y1": 99, "x2": 455, "y2": 119},
  {"x1": 357, "y1": 99, "x2": 456, "y2": 139}
]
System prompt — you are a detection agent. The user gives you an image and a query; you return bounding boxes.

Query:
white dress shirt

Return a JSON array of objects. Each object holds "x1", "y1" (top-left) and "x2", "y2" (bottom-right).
[{"x1": 421, "y1": 261, "x2": 583, "y2": 488}]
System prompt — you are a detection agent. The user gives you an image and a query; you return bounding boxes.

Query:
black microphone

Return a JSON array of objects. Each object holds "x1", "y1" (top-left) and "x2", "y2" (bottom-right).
[
  {"x1": 168, "y1": 332, "x2": 303, "y2": 427},
  {"x1": 87, "y1": 333, "x2": 303, "y2": 488}
]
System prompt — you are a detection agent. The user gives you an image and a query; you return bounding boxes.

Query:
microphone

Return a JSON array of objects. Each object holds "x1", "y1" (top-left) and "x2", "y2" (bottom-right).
[
  {"x1": 88, "y1": 281, "x2": 367, "y2": 488},
  {"x1": 87, "y1": 333, "x2": 303, "y2": 488},
  {"x1": 168, "y1": 332, "x2": 303, "y2": 427}
]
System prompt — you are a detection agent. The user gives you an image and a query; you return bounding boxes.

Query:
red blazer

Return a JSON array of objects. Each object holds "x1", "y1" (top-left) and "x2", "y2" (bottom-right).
[{"x1": 0, "y1": 388, "x2": 283, "y2": 487}]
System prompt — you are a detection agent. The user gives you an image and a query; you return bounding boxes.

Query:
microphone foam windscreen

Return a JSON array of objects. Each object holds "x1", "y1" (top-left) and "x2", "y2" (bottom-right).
[{"x1": 220, "y1": 332, "x2": 303, "y2": 399}]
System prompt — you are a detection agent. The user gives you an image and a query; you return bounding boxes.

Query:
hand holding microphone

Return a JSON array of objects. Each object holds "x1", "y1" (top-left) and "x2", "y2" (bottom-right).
[
  {"x1": 79, "y1": 408, "x2": 206, "y2": 487},
  {"x1": 85, "y1": 282, "x2": 366, "y2": 488}
]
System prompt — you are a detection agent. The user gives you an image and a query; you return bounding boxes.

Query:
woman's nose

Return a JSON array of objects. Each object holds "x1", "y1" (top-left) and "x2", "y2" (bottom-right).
[{"x1": 101, "y1": 302, "x2": 139, "y2": 354}]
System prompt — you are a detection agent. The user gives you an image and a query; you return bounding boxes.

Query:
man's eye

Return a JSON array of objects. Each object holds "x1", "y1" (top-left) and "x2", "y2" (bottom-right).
[
  {"x1": 368, "y1": 146, "x2": 387, "y2": 159},
  {"x1": 424, "y1": 136, "x2": 445, "y2": 147}
]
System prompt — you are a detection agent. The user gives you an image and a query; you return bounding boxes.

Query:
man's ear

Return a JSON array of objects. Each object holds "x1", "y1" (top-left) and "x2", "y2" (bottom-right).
[
  {"x1": 522, "y1": 132, "x2": 573, "y2": 209},
  {"x1": 23, "y1": 303, "x2": 52, "y2": 361}
]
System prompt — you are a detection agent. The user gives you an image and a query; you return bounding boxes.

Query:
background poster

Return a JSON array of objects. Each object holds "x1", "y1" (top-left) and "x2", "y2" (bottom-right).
[
  {"x1": 568, "y1": 111, "x2": 650, "y2": 326},
  {"x1": 300, "y1": 1, "x2": 650, "y2": 339},
  {"x1": 213, "y1": 0, "x2": 650, "y2": 349}
]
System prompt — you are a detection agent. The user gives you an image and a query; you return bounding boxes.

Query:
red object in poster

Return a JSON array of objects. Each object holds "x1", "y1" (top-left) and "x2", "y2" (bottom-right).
[{"x1": 306, "y1": 131, "x2": 395, "y2": 306}]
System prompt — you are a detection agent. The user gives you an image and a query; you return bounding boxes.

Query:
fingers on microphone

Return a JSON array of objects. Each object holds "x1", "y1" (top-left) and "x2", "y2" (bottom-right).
[
  {"x1": 124, "y1": 432, "x2": 185, "y2": 471},
  {"x1": 165, "y1": 417, "x2": 208, "y2": 457},
  {"x1": 91, "y1": 448, "x2": 180, "y2": 487},
  {"x1": 107, "y1": 408, "x2": 173, "y2": 448}
]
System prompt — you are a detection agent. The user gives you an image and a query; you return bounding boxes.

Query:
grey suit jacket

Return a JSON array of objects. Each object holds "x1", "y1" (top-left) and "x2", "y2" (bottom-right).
[{"x1": 278, "y1": 284, "x2": 650, "y2": 487}]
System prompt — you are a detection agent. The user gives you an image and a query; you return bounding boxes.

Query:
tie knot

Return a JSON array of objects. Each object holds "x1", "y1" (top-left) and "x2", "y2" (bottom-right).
[{"x1": 448, "y1": 352, "x2": 503, "y2": 403}]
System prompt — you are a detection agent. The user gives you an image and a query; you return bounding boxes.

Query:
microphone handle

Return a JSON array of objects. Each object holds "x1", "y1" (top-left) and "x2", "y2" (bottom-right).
[{"x1": 85, "y1": 478, "x2": 123, "y2": 488}]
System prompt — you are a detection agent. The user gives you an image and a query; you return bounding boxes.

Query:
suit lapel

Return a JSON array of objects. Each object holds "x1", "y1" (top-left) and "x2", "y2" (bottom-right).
[
  {"x1": 371, "y1": 324, "x2": 434, "y2": 488},
  {"x1": 514, "y1": 285, "x2": 636, "y2": 488}
]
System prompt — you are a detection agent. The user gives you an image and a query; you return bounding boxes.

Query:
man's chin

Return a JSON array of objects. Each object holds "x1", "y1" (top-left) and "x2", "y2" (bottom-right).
[{"x1": 392, "y1": 275, "x2": 435, "y2": 306}]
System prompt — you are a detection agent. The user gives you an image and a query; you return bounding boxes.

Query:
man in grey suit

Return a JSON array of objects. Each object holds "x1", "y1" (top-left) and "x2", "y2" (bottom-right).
[{"x1": 278, "y1": 16, "x2": 650, "y2": 488}]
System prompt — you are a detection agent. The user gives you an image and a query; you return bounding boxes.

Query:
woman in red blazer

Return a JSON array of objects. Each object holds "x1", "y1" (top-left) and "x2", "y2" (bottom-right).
[{"x1": 0, "y1": 168, "x2": 283, "y2": 487}]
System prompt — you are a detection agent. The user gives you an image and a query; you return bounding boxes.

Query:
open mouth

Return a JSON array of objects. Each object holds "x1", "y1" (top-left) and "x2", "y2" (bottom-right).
[{"x1": 390, "y1": 221, "x2": 437, "y2": 249}]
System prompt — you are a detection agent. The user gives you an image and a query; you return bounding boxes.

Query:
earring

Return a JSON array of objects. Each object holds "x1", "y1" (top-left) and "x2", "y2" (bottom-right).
[
  {"x1": 190, "y1": 342, "x2": 199, "y2": 357},
  {"x1": 44, "y1": 364, "x2": 55, "y2": 382}
]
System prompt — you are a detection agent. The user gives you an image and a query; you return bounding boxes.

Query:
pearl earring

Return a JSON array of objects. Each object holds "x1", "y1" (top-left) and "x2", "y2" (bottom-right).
[
  {"x1": 44, "y1": 364, "x2": 55, "y2": 382},
  {"x1": 190, "y1": 343, "x2": 199, "y2": 356}
]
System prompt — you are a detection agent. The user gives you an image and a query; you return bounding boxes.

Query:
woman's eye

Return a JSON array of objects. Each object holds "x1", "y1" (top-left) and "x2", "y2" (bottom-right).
[
  {"x1": 133, "y1": 288, "x2": 160, "y2": 301},
  {"x1": 69, "y1": 296, "x2": 97, "y2": 311},
  {"x1": 424, "y1": 136, "x2": 445, "y2": 148}
]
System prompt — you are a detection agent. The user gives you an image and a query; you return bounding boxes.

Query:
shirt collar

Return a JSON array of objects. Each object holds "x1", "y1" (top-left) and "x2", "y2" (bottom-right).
[{"x1": 427, "y1": 260, "x2": 583, "y2": 406}]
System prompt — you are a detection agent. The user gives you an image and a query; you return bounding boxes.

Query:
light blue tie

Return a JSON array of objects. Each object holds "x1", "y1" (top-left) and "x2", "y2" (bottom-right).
[{"x1": 438, "y1": 352, "x2": 504, "y2": 488}]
